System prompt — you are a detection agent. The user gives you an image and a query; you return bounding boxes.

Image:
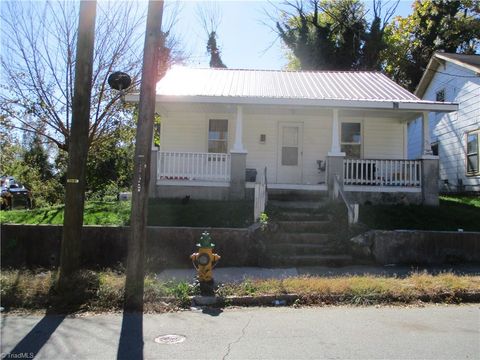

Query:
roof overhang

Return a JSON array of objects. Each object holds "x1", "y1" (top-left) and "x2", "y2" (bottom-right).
[
  {"x1": 415, "y1": 56, "x2": 444, "y2": 98},
  {"x1": 416, "y1": 52, "x2": 480, "y2": 98},
  {"x1": 125, "y1": 94, "x2": 458, "y2": 113}
]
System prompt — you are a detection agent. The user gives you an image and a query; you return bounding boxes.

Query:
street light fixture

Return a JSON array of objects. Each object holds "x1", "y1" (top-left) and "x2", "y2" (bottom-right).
[{"x1": 108, "y1": 71, "x2": 131, "y2": 91}]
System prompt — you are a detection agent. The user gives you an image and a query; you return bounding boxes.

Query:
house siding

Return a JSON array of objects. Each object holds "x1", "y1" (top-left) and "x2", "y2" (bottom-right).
[
  {"x1": 160, "y1": 108, "x2": 407, "y2": 185},
  {"x1": 364, "y1": 118, "x2": 405, "y2": 159},
  {"x1": 408, "y1": 61, "x2": 480, "y2": 191}
]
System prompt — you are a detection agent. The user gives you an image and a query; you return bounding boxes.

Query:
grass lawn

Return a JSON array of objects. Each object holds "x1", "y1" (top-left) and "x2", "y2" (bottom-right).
[
  {"x1": 147, "y1": 199, "x2": 253, "y2": 227},
  {"x1": 0, "y1": 201, "x2": 131, "y2": 226},
  {"x1": 0, "y1": 199, "x2": 253, "y2": 228},
  {"x1": 359, "y1": 195, "x2": 480, "y2": 231},
  {"x1": 1, "y1": 270, "x2": 479, "y2": 313}
]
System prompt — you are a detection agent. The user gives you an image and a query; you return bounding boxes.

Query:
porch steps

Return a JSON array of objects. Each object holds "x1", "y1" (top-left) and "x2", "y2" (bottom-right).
[
  {"x1": 264, "y1": 200, "x2": 352, "y2": 267},
  {"x1": 267, "y1": 190, "x2": 327, "y2": 202},
  {"x1": 277, "y1": 220, "x2": 333, "y2": 233}
]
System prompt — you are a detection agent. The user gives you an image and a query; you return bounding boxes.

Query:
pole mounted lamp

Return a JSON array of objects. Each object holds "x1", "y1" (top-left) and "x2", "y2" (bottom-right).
[
  {"x1": 108, "y1": 71, "x2": 131, "y2": 105},
  {"x1": 108, "y1": 71, "x2": 132, "y2": 91}
]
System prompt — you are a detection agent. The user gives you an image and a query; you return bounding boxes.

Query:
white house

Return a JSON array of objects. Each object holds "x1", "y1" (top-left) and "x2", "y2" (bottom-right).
[
  {"x1": 127, "y1": 67, "x2": 457, "y2": 205},
  {"x1": 409, "y1": 52, "x2": 480, "y2": 192}
]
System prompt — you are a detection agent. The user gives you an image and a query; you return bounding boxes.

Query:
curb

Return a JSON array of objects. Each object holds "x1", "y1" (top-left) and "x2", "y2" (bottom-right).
[{"x1": 190, "y1": 291, "x2": 480, "y2": 307}]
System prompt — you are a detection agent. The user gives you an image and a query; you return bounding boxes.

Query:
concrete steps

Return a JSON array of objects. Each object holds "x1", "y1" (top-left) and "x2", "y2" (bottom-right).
[
  {"x1": 277, "y1": 220, "x2": 333, "y2": 233},
  {"x1": 265, "y1": 199, "x2": 351, "y2": 267}
]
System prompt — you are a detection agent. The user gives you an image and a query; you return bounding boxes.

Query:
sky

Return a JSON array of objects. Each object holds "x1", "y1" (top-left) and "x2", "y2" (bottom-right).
[{"x1": 170, "y1": 0, "x2": 415, "y2": 70}]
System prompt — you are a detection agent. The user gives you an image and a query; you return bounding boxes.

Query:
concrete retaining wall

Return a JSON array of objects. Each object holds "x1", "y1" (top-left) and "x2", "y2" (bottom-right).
[
  {"x1": 350, "y1": 230, "x2": 480, "y2": 265},
  {"x1": 3, "y1": 225, "x2": 479, "y2": 269},
  {"x1": 1, "y1": 225, "x2": 260, "y2": 271}
]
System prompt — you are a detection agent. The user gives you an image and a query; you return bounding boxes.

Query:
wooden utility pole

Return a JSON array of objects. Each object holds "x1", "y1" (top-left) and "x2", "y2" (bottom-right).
[
  {"x1": 124, "y1": 0, "x2": 164, "y2": 311},
  {"x1": 58, "y1": 0, "x2": 97, "y2": 286}
]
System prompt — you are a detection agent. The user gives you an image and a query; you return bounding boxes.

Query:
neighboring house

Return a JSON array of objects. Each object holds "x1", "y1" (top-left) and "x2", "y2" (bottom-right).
[
  {"x1": 409, "y1": 52, "x2": 480, "y2": 192},
  {"x1": 127, "y1": 67, "x2": 457, "y2": 205}
]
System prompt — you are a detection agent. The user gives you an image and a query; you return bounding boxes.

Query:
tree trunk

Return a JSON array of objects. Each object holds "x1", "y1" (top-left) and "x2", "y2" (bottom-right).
[
  {"x1": 58, "y1": 0, "x2": 97, "y2": 287},
  {"x1": 124, "y1": 0, "x2": 164, "y2": 312}
]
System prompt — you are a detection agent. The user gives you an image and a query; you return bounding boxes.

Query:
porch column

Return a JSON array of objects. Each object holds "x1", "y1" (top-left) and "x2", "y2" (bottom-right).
[
  {"x1": 327, "y1": 109, "x2": 346, "y2": 199},
  {"x1": 232, "y1": 105, "x2": 246, "y2": 152},
  {"x1": 422, "y1": 111, "x2": 432, "y2": 155},
  {"x1": 230, "y1": 105, "x2": 247, "y2": 199},
  {"x1": 330, "y1": 109, "x2": 341, "y2": 154}
]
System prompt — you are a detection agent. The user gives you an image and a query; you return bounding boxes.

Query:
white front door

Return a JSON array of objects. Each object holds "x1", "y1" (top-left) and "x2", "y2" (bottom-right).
[{"x1": 277, "y1": 122, "x2": 303, "y2": 183}]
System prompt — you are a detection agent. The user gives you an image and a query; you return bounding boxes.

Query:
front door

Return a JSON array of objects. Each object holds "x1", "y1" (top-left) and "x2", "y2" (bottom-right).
[{"x1": 277, "y1": 122, "x2": 303, "y2": 183}]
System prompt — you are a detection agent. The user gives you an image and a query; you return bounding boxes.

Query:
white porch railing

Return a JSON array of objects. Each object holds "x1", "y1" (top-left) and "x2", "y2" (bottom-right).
[
  {"x1": 254, "y1": 167, "x2": 268, "y2": 222},
  {"x1": 343, "y1": 159, "x2": 422, "y2": 187},
  {"x1": 158, "y1": 151, "x2": 231, "y2": 182}
]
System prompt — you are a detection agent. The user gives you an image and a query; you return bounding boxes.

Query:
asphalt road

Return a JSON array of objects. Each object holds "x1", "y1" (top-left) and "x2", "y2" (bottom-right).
[{"x1": 1, "y1": 305, "x2": 479, "y2": 360}]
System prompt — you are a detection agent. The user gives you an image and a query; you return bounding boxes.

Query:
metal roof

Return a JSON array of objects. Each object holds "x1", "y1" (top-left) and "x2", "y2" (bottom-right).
[{"x1": 156, "y1": 67, "x2": 422, "y2": 102}]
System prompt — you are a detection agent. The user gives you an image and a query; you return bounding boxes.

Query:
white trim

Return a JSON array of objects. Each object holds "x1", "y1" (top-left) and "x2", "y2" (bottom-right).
[
  {"x1": 344, "y1": 185, "x2": 421, "y2": 193},
  {"x1": 157, "y1": 180, "x2": 230, "y2": 187},
  {"x1": 127, "y1": 95, "x2": 458, "y2": 113},
  {"x1": 434, "y1": 53, "x2": 480, "y2": 74},
  {"x1": 330, "y1": 109, "x2": 341, "y2": 154},
  {"x1": 231, "y1": 105, "x2": 247, "y2": 152},
  {"x1": 267, "y1": 183, "x2": 327, "y2": 191},
  {"x1": 420, "y1": 154, "x2": 439, "y2": 160},
  {"x1": 397, "y1": 102, "x2": 458, "y2": 112},
  {"x1": 126, "y1": 94, "x2": 458, "y2": 113}
]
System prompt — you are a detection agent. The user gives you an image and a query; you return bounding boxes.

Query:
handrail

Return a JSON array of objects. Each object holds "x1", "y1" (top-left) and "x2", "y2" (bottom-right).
[
  {"x1": 333, "y1": 174, "x2": 359, "y2": 225},
  {"x1": 254, "y1": 167, "x2": 268, "y2": 222}
]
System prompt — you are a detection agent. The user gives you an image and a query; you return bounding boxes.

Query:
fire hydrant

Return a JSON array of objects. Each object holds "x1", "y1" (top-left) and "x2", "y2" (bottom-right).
[{"x1": 190, "y1": 231, "x2": 220, "y2": 295}]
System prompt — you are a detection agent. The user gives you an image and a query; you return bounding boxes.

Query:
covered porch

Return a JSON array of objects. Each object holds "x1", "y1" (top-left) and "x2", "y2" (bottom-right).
[{"x1": 151, "y1": 104, "x2": 449, "y2": 205}]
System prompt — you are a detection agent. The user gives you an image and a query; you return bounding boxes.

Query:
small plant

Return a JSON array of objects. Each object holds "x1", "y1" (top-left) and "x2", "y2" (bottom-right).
[
  {"x1": 259, "y1": 212, "x2": 269, "y2": 231},
  {"x1": 241, "y1": 279, "x2": 258, "y2": 295}
]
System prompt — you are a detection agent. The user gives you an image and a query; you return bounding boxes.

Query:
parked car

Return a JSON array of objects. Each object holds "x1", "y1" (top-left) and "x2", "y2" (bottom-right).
[{"x1": 0, "y1": 176, "x2": 33, "y2": 210}]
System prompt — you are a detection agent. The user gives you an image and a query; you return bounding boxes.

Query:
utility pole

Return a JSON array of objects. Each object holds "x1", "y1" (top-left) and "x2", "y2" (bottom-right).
[
  {"x1": 124, "y1": 0, "x2": 164, "y2": 311},
  {"x1": 58, "y1": 0, "x2": 97, "y2": 287}
]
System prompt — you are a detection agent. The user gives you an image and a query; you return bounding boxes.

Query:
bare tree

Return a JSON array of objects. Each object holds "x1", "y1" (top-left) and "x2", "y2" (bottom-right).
[
  {"x1": 0, "y1": 1, "x2": 184, "y2": 153},
  {"x1": 196, "y1": 2, "x2": 227, "y2": 68}
]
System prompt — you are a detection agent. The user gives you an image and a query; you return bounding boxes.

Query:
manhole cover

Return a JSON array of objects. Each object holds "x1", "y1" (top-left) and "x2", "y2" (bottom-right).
[{"x1": 154, "y1": 334, "x2": 186, "y2": 344}]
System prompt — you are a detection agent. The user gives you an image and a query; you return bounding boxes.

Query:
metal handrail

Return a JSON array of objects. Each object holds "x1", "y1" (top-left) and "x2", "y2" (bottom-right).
[{"x1": 333, "y1": 174, "x2": 359, "y2": 225}]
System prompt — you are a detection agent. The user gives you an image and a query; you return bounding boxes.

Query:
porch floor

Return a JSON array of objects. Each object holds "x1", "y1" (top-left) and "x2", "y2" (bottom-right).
[{"x1": 247, "y1": 183, "x2": 327, "y2": 191}]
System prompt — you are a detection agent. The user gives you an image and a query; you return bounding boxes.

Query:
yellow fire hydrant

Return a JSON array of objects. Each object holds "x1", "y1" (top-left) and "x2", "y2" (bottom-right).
[{"x1": 190, "y1": 231, "x2": 220, "y2": 294}]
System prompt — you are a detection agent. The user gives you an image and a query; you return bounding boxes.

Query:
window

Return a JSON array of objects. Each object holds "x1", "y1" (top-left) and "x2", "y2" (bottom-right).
[
  {"x1": 341, "y1": 122, "x2": 361, "y2": 159},
  {"x1": 281, "y1": 126, "x2": 299, "y2": 166},
  {"x1": 466, "y1": 130, "x2": 479, "y2": 176},
  {"x1": 436, "y1": 89, "x2": 445, "y2": 102},
  {"x1": 431, "y1": 142, "x2": 439, "y2": 156},
  {"x1": 208, "y1": 119, "x2": 228, "y2": 153}
]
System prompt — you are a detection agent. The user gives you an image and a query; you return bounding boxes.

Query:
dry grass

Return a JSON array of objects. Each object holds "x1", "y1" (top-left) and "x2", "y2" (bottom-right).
[
  {"x1": 216, "y1": 272, "x2": 480, "y2": 304},
  {"x1": 1, "y1": 270, "x2": 479, "y2": 312}
]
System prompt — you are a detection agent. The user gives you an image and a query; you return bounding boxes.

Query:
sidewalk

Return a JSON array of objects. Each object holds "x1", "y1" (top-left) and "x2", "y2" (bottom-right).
[{"x1": 156, "y1": 264, "x2": 480, "y2": 283}]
